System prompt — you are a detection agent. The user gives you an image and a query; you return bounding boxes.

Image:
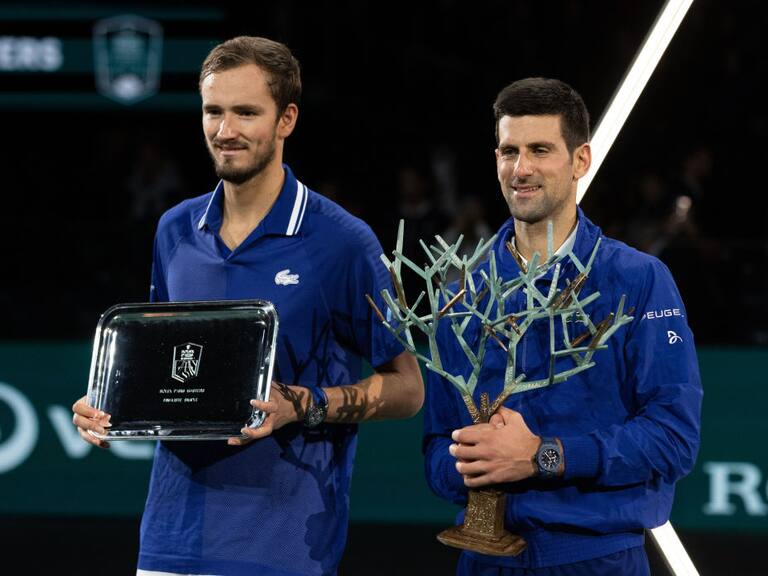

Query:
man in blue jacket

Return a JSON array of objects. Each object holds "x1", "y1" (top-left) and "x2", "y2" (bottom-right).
[{"x1": 423, "y1": 77, "x2": 702, "y2": 575}]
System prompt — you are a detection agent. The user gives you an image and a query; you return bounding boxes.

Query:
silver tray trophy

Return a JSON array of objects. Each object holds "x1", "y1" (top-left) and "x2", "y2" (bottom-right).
[{"x1": 86, "y1": 299, "x2": 279, "y2": 440}]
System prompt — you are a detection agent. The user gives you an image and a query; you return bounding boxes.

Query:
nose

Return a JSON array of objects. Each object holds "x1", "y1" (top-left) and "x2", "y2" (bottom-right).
[
  {"x1": 512, "y1": 152, "x2": 534, "y2": 178},
  {"x1": 216, "y1": 113, "x2": 237, "y2": 140}
]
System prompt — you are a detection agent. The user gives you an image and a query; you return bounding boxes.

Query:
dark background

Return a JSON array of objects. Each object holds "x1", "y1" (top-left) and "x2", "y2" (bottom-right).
[{"x1": 1, "y1": 0, "x2": 766, "y2": 574}]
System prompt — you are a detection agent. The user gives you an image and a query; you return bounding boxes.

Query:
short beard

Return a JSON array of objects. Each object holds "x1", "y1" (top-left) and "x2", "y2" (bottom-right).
[
  {"x1": 506, "y1": 196, "x2": 555, "y2": 225},
  {"x1": 211, "y1": 137, "x2": 277, "y2": 185}
]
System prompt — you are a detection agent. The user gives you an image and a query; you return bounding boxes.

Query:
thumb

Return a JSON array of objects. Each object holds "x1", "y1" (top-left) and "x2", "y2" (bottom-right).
[{"x1": 493, "y1": 405, "x2": 519, "y2": 425}]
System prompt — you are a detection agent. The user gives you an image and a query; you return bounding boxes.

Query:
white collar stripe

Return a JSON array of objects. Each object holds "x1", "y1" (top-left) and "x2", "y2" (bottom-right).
[
  {"x1": 286, "y1": 179, "x2": 305, "y2": 235},
  {"x1": 294, "y1": 184, "x2": 308, "y2": 235},
  {"x1": 198, "y1": 184, "x2": 221, "y2": 230}
]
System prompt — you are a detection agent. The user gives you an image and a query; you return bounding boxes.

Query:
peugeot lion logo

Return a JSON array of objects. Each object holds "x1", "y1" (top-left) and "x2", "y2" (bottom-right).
[{"x1": 172, "y1": 343, "x2": 203, "y2": 383}]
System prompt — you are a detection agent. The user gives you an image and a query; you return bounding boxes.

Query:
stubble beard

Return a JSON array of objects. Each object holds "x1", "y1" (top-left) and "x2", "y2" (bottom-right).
[
  {"x1": 209, "y1": 135, "x2": 277, "y2": 185},
  {"x1": 505, "y1": 190, "x2": 556, "y2": 224},
  {"x1": 504, "y1": 179, "x2": 575, "y2": 225}
]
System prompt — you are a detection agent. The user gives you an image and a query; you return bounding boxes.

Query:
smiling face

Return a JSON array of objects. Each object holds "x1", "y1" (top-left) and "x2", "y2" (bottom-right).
[
  {"x1": 201, "y1": 63, "x2": 296, "y2": 185},
  {"x1": 495, "y1": 114, "x2": 590, "y2": 229}
]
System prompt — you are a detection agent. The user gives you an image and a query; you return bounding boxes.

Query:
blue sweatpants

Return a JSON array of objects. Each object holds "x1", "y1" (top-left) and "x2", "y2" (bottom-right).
[{"x1": 457, "y1": 546, "x2": 650, "y2": 576}]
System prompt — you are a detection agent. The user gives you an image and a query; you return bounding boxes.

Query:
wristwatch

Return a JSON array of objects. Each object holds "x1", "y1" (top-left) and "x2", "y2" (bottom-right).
[
  {"x1": 303, "y1": 386, "x2": 328, "y2": 428},
  {"x1": 534, "y1": 437, "x2": 562, "y2": 479}
]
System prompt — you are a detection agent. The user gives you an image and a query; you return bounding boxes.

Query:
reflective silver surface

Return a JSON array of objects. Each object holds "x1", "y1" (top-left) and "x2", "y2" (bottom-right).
[{"x1": 86, "y1": 300, "x2": 278, "y2": 440}]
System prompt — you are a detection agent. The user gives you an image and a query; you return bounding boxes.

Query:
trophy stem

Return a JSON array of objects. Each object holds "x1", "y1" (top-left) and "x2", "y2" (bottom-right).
[{"x1": 437, "y1": 488, "x2": 526, "y2": 557}]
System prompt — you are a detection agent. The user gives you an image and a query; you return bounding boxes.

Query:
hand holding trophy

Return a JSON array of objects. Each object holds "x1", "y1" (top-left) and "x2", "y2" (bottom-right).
[{"x1": 367, "y1": 220, "x2": 633, "y2": 556}]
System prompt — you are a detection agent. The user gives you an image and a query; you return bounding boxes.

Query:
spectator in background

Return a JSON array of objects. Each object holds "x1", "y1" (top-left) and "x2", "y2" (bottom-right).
[
  {"x1": 441, "y1": 195, "x2": 493, "y2": 283},
  {"x1": 624, "y1": 170, "x2": 675, "y2": 255},
  {"x1": 668, "y1": 143, "x2": 713, "y2": 236},
  {"x1": 396, "y1": 160, "x2": 450, "y2": 310},
  {"x1": 125, "y1": 141, "x2": 183, "y2": 225}
]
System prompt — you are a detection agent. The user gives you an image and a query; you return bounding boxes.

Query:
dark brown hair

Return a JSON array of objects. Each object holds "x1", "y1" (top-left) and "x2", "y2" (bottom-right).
[
  {"x1": 199, "y1": 36, "x2": 301, "y2": 114},
  {"x1": 493, "y1": 77, "x2": 590, "y2": 153}
]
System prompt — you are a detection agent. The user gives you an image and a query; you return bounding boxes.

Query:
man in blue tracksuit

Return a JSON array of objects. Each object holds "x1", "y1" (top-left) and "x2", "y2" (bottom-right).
[{"x1": 423, "y1": 78, "x2": 702, "y2": 575}]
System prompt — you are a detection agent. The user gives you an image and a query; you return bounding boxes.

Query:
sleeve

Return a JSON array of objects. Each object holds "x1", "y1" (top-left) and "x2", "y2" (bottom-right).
[
  {"x1": 422, "y1": 368, "x2": 470, "y2": 505},
  {"x1": 331, "y1": 222, "x2": 404, "y2": 368},
  {"x1": 149, "y1": 232, "x2": 170, "y2": 303},
  {"x1": 560, "y1": 259, "x2": 703, "y2": 486}
]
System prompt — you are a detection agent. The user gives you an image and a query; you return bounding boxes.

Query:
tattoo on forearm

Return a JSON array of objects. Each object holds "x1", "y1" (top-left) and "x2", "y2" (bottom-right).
[
  {"x1": 332, "y1": 386, "x2": 385, "y2": 422},
  {"x1": 274, "y1": 381, "x2": 306, "y2": 420}
]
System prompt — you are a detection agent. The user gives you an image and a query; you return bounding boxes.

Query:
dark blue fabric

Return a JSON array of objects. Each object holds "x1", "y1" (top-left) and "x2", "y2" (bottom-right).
[
  {"x1": 457, "y1": 546, "x2": 650, "y2": 576},
  {"x1": 423, "y1": 208, "x2": 702, "y2": 568},
  {"x1": 140, "y1": 165, "x2": 403, "y2": 576}
]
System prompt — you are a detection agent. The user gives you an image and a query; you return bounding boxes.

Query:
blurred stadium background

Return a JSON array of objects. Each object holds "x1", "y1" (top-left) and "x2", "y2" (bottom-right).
[{"x1": 1, "y1": 1, "x2": 766, "y2": 574}]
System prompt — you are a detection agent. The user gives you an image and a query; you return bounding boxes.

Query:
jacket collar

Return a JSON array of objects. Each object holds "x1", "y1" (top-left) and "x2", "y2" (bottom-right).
[{"x1": 494, "y1": 206, "x2": 602, "y2": 279}]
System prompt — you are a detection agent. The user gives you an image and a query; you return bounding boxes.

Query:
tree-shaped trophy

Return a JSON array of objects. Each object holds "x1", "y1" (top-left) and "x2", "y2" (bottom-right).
[{"x1": 366, "y1": 220, "x2": 633, "y2": 556}]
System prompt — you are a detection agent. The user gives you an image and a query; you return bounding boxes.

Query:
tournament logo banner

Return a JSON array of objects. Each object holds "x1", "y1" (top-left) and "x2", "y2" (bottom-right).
[{"x1": 93, "y1": 15, "x2": 163, "y2": 105}]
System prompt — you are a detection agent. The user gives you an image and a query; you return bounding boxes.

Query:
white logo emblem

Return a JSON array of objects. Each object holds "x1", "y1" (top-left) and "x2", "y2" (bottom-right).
[
  {"x1": 172, "y1": 343, "x2": 203, "y2": 382},
  {"x1": 667, "y1": 331, "x2": 683, "y2": 344},
  {"x1": 93, "y1": 15, "x2": 163, "y2": 105},
  {"x1": 275, "y1": 269, "x2": 300, "y2": 286}
]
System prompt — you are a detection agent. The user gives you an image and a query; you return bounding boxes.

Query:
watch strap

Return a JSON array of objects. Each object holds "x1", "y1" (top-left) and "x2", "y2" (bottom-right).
[
  {"x1": 303, "y1": 386, "x2": 328, "y2": 428},
  {"x1": 535, "y1": 436, "x2": 562, "y2": 479}
]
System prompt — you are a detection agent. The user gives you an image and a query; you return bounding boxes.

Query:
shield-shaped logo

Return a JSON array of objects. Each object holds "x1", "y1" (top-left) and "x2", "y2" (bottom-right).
[
  {"x1": 93, "y1": 15, "x2": 163, "y2": 105},
  {"x1": 172, "y1": 343, "x2": 203, "y2": 383}
]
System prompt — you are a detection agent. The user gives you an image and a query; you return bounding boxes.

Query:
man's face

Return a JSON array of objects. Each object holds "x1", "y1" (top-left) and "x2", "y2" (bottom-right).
[
  {"x1": 201, "y1": 64, "x2": 281, "y2": 184},
  {"x1": 495, "y1": 114, "x2": 588, "y2": 226}
]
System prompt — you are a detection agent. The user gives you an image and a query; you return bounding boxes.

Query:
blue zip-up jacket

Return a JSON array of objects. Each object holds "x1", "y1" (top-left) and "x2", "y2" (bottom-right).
[{"x1": 423, "y1": 208, "x2": 702, "y2": 568}]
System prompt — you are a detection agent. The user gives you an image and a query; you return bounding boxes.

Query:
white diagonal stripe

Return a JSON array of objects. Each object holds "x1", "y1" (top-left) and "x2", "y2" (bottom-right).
[
  {"x1": 577, "y1": 0, "x2": 694, "y2": 203},
  {"x1": 286, "y1": 179, "x2": 306, "y2": 235},
  {"x1": 198, "y1": 186, "x2": 220, "y2": 230},
  {"x1": 294, "y1": 184, "x2": 308, "y2": 234}
]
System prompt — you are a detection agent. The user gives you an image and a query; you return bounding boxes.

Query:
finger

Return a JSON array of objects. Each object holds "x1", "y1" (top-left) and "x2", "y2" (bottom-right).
[
  {"x1": 73, "y1": 414, "x2": 109, "y2": 435},
  {"x1": 250, "y1": 399, "x2": 278, "y2": 413},
  {"x1": 455, "y1": 459, "x2": 490, "y2": 477},
  {"x1": 72, "y1": 398, "x2": 107, "y2": 419},
  {"x1": 489, "y1": 413, "x2": 504, "y2": 427},
  {"x1": 451, "y1": 424, "x2": 493, "y2": 445},
  {"x1": 449, "y1": 443, "x2": 486, "y2": 462},
  {"x1": 496, "y1": 407, "x2": 522, "y2": 426},
  {"x1": 493, "y1": 406, "x2": 515, "y2": 418},
  {"x1": 78, "y1": 427, "x2": 110, "y2": 449},
  {"x1": 463, "y1": 473, "x2": 495, "y2": 489},
  {"x1": 227, "y1": 435, "x2": 253, "y2": 446},
  {"x1": 239, "y1": 423, "x2": 274, "y2": 441}
]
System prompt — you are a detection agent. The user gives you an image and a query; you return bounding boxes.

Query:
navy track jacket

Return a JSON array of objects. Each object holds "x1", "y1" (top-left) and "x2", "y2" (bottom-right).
[{"x1": 423, "y1": 208, "x2": 702, "y2": 569}]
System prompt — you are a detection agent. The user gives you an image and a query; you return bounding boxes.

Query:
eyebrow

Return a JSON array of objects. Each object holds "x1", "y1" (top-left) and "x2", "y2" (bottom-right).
[
  {"x1": 232, "y1": 104, "x2": 264, "y2": 114},
  {"x1": 202, "y1": 104, "x2": 266, "y2": 113},
  {"x1": 499, "y1": 141, "x2": 558, "y2": 151}
]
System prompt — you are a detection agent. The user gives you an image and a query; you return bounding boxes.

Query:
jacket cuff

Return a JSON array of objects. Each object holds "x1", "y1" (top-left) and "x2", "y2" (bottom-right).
[
  {"x1": 560, "y1": 434, "x2": 601, "y2": 479},
  {"x1": 440, "y1": 450, "x2": 467, "y2": 497}
]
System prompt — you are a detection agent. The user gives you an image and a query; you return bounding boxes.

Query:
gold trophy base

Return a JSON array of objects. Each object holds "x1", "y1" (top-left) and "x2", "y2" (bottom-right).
[
  {"x1": 437, "y1": 525, "x2": 526, "y2": 556},
  {"x1": 437, "y1": 488, "x2": 527, "y2": 557}
]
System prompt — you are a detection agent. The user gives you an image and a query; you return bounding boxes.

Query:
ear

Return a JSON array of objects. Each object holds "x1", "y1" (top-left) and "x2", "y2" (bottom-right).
[
  {"x1": 572, "y1": 142, "x2": 591, "y2": 180},
  {"x1": 277, "y1": 103, "x2": 299, "y2": 139}
]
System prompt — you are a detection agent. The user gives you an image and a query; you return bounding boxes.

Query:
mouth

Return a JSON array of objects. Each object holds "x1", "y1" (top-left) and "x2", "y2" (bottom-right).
[
  {"x1": 215, "y1": 145, "x2": 248, "y2": 158},
  {"x1": 511, "y1": 184, "x2": 542, "y2": 197}
]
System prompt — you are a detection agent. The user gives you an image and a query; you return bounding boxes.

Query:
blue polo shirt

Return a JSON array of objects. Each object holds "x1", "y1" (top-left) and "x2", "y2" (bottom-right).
[{"x1": 138, "y1": 166, "x2": 403, "y2": 576}]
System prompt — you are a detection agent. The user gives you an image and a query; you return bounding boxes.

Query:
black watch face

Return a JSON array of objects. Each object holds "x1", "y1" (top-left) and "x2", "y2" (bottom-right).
[
  {"x1": 538, "y1": 447, "x2": 560, "y2": 471},
  {"x1": 305, "y1": 405, "x2": 327, "y2": 428}
]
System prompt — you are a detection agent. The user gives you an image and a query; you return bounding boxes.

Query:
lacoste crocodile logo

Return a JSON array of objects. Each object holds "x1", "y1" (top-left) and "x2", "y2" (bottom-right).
[{"x1": 275, "y1": 269, "x2": 300, "y2": 286}]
